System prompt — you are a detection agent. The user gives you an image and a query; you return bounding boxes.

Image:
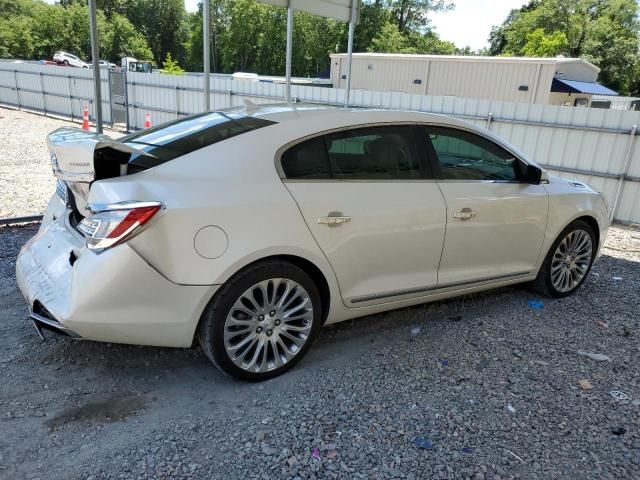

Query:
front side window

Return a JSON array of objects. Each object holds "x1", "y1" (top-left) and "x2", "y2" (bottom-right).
[
  {"x1": 281, "y1": 125, "x2": 422, "y2": 180},
  {"x1": 427, "y1": 127, "x2": 519, "y2": 181}
]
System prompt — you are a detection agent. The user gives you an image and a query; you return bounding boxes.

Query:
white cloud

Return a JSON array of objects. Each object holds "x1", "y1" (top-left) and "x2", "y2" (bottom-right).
[{"x1": 429, "y1": 0, "x2": 529, "y2": 51}]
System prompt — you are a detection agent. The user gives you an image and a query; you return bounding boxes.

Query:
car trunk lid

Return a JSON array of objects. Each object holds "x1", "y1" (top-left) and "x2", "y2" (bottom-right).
[{"x1": 47, "y1": 127, "x2": 150, "y2": 217}]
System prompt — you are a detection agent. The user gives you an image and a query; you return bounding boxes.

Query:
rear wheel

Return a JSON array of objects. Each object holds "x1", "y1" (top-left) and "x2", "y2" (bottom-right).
[
  {"x1": 63, "y1": 60, "x2": 69, "y2": 66},
  {"x1": 198, "y1": 260, "x2": 322, "y2": 381},
  {"x1": 531, "y1": 220, "x2": 596, "y2": 297}
]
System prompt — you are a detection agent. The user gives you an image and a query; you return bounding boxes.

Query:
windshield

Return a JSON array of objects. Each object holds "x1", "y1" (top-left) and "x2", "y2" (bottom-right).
[{"x1": 119, "y1": 111, "x2": 276, "y2": 170}]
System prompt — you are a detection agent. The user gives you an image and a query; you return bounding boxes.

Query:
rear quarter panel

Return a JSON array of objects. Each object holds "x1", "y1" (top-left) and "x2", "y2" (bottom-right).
[{"x1": 87, "y1": 126, "x2": 340, "y2": 295}]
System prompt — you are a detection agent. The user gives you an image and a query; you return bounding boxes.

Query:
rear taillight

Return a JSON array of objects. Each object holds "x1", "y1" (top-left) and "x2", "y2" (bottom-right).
[{"x1": 77, "y1": 201, "x2": 163, "y2": 252}]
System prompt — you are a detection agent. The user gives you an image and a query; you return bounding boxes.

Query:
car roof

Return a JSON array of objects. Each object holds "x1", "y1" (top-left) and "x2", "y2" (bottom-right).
[{"x1": 235, "y1": 102, "x2": 471, "y2": 129}]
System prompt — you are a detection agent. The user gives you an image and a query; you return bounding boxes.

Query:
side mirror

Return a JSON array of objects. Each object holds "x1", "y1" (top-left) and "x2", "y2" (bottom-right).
[{"x1": 524, "y1": 164, "x2": 543, "y2": 185}]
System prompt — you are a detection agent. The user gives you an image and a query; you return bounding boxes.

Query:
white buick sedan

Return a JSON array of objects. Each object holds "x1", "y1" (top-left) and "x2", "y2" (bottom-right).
[{"x1": 17, "y1": 104, "x2": 609, "y2": 380}]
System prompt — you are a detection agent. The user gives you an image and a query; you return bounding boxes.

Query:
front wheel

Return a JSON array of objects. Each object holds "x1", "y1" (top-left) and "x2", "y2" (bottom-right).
[
  {"x1": 531, "y1": 220, "x2": 596, "y2": 297},
  {"x1": 198, "y1": 260, "x2": 322, "y2": 381}
]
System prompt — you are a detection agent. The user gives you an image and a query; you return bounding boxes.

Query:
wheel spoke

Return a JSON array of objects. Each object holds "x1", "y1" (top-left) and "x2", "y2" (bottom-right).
[
  {"x1": 276, "y1": 281, "x2": 294, "y2": 309},
  {"x1": 281, "y1": 321, "x2": 311, "y2": 332},
  {"x1": 282, "y1": 297, "x2": 310, "y2": 318},
  {"x1": 224, "y1": 323, "x2": 254, "y2": 340},
  {"x1": 279, "y1": 330, "x2": 306, "y2": 352},
  {"x1": 230, "y1": 334, "x2": 257, "y2": 357},
  {"x1": 281, "y1": 286, "x2": 302, "y2": 310}
]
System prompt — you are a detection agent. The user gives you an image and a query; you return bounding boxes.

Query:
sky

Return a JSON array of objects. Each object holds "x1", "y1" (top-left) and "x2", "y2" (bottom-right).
[
  {"x1": 183, "y1": 0, "x2": 529, "y2": 51},
  {"x1": 428, "y1": 0, "x2": 529, "y2": 50}
]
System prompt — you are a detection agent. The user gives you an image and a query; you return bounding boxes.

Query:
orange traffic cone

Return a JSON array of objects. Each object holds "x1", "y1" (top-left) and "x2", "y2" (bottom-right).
[
  {"x1": 144, "y1": 113, "x2": 151, "y2": 129},
  {"x1": 82, "y1": 105, "x2": 90, "y2": 131}
]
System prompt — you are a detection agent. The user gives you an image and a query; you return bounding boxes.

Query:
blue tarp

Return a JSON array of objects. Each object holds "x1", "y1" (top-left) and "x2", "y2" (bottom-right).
[{"x1": 551, "y1": 78, "x2": 618, "y2": 96}]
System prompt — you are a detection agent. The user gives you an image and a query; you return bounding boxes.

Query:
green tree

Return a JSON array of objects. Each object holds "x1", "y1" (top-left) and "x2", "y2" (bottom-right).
[
  {"x1": 123, "y1": 0, "x2": 189, "y2": 66},
  {"x1": 488, "y1": 0, "x2": 640, "y2": 94},
  {"x1": 407, "y1": 29, "x2": 457, "y2": 54},
  {"x1": 108, "y1": 13, "x2": 153, "y2": 60},
  {"x1": 0, "y1": 0, "x2": 153, "y2": 63},
  {"x1": 520, "y1": 28, "x2": 568, "y2": 56},
  {"x1": 0, "y1": 15, "x2": 33, "y2": 58},
  {"x1": 488, "y1": 0, "x2": 539, "y2": 56},
  {"x1": 353, "y1": 1, "x2": 390, "y2": 51},
  {"x1": 387, "y1": 0, "x2": 454, "y2": 32},
  {"x1": 161, "y1": 51, "x2": 184, "y2": 74},
  {"x1": 217, "y1": 0, "x2": 264, "y2": 72},
  {"x1": 369, "y1": 21, "x2": 415, "y2": 52}
]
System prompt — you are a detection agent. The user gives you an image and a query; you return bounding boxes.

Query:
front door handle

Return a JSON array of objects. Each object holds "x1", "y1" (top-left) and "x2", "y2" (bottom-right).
[
  {"x1": 317, "y1": 212, "x2": 351, "y2": 226},
  {"x1": 453, "y1": 208, "x2": 477, "y2": 220}
]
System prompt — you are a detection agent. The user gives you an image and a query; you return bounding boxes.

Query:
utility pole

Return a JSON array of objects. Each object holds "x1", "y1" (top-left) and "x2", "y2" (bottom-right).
[{"x1": 88, "y1": 0, "x2": 103, "y2": 132}]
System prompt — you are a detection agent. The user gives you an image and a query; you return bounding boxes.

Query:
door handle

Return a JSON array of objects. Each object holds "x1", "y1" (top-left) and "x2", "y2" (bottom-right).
[
  {"x1": 453, "y1": 208, "x2": 477, "y2": 220},
  {"x1": 317, "y1": 213, "x2": 351, "y2": 226}
]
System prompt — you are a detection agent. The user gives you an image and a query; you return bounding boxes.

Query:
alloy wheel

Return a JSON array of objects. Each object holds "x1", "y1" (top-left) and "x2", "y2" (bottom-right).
[
  {"x1": 550, "y1": 229, "x2": 593, "y2": 293},
  {"x1": 223, "y1": 278, "x2": 314, "y2": 373}
]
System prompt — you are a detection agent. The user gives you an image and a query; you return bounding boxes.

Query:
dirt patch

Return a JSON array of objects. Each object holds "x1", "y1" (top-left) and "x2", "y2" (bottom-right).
[{"x1": 45, "y1": 395, "x2": 148, "y2": 430}]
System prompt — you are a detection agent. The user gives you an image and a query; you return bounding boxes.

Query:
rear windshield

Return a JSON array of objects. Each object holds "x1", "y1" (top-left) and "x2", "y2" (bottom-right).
[{"x1": 119, "y1": 111, "x2": 276, "y2": 170}]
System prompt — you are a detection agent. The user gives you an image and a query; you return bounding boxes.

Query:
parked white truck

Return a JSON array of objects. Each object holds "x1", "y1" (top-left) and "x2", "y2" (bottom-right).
[{"x1": 121, "y1": 57, "x2": 153, "y2": 73}]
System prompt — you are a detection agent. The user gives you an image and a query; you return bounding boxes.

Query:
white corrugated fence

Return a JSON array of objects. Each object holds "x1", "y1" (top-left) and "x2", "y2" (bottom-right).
[{"x1": 0, "y1": 62, "x2": 639, "y2": 224}]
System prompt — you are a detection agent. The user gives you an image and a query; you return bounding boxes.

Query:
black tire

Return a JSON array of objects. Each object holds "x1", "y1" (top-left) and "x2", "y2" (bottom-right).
[
  {"x1": 530, "y1": 219, "x2": 596, "y2": 298},
  {"x1": 198, "y1": 260, "x2": 322, "y2": 381}
]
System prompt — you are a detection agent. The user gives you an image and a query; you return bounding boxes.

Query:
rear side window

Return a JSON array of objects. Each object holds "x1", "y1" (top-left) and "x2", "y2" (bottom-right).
[
  {"x1": 281, "y1": 125, "x2": 422, "y2": 180},
  {"x1": 119, "y1": 111, "x2": 276, "y2": 170},
  {"x1": 326, "y1": 126, "x2": 421, "y2": 179},
  {"x1": 281, "y1": 137, "x2": 331, "y2": 179}
]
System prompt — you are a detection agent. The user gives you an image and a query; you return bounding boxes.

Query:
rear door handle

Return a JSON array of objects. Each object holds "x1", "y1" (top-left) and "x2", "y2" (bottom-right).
[
  {"x1": 453, "y1": 208, "x2": 477, "y2": 220},
  {"x1": 317, "y1": 213, "x2": 351, "y2": 226}
]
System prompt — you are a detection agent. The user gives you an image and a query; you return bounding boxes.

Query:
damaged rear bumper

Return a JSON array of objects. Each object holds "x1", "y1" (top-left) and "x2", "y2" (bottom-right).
[
  {"x1": 16, "y1": 201, "x2": 215, "y2": 348},
  {"x1": 30, "y1": 306, "x2": 82, "y2": 340}
]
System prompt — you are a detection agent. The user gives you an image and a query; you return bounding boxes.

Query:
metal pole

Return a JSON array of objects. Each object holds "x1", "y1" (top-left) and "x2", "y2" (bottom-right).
[
  {"x1": 123, "y1": 70, "x2": 130, "y2": 132},
  {"x1": 39, "y1": 72, "x2": 47, "y2": 116},
  {"x1": 285, "y1": 5, "x2": 293, "y2": 103},
  {"x1": 13, "y1": 70, "x2": 20, "y2": 109},
  {"x1": 610, "y1": 124, "x2": 637, "y2": 222},
  {"x1": 345, "y1": 8, "x2": 355, "y2": 107},
  {"x1": 67, "y1": 76, "x2": 74, "y2": 121},
  {"x1": 88, "y1": 0, "x2": 103, "y2": 133},
  {"x1": 485, "y1": 113, "x2": 493, "y2": 130},
  {"x1": 203, "y1": 0, "x2": 211, "y2": 111}
]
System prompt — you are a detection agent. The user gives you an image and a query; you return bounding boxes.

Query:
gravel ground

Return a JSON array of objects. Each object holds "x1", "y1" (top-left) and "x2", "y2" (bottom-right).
[
  {"x1": 1, "y1": 222, "x2": 639, "y2": 480},
  {"x1": 0, "y1": 108, "x2": 121, "y2": 218}
]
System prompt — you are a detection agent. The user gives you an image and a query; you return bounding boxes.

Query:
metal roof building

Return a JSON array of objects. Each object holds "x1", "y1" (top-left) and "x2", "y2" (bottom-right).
[{"x1": 330, "y1": 53, "x2": 617, "y2": 107}]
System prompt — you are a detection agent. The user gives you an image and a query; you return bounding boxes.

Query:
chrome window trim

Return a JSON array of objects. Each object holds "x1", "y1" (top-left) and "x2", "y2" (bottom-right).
[{"x1": 275, "y1": 120, "x2": 540, "y2": 182}]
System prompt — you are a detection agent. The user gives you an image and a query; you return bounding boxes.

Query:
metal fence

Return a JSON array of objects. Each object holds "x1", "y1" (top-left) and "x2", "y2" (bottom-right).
[{"x1": 1, "y1": 62, "x2": 640, "y2": 224}]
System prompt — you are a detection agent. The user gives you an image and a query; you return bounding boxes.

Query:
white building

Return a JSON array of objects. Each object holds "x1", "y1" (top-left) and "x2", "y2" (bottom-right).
[{"x1": 330, "y1": 53, "x2": 618, "y2": 107}]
